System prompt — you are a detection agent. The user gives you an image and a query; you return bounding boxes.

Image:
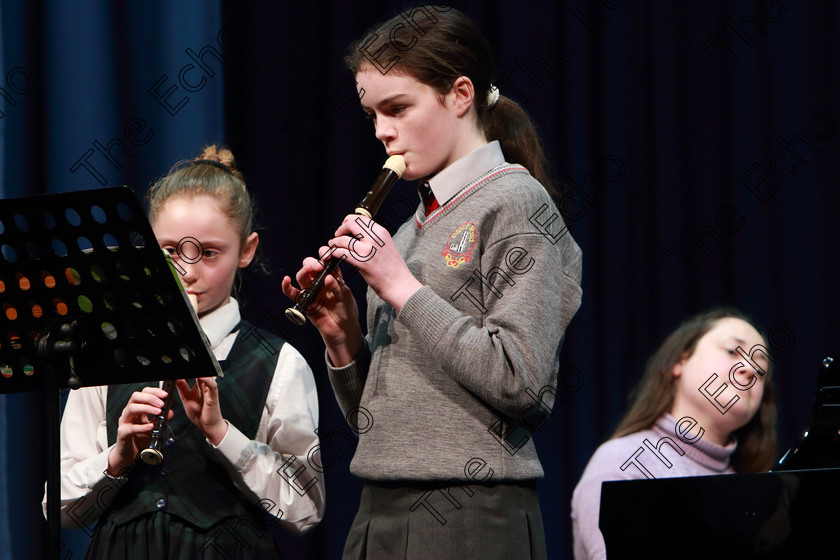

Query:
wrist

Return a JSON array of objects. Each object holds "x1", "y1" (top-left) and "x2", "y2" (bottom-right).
[
  {"x1": 205, "y1": 419, "x2": 229, "y2": 447},
  {"x1": 384, "y1": 279, "x2": 423, "y2": 313},
  {"x1": 106, "y1": 447, "x2": 131, "y2": 477},
  {"x1": 324, "y1": 330, "x2": 364, "y2": 367}
]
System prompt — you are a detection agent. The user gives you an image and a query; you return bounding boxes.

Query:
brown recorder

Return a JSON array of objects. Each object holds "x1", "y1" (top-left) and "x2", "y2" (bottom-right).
[
  {"x1": 285, "y1": 155, "x2": 406, "y2": 325},
  {"x1": 138, "y1": 292, "x2": 198, "y2": 465},
  {"x1": 137, "y1": 378, "x2": 176, "y2": 466}
]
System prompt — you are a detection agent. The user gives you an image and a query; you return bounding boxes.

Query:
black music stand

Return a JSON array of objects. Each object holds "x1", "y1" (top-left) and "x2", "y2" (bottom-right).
[
  {"x1": 0, "y1": 186, "x2": 222, "y2": 559},
  {"x1": 773, "y1": 357, "x2": 840, "y2": 471}
]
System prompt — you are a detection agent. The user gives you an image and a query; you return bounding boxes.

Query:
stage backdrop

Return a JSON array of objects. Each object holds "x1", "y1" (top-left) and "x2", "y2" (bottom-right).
[{"x1": 1, "y1": 1, "x2": 838, "y2": 558}]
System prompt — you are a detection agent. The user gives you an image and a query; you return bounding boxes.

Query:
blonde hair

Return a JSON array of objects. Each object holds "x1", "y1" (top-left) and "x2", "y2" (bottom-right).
[{"x1": 147, "y1": 145, "x2": 254, "y2": 247}]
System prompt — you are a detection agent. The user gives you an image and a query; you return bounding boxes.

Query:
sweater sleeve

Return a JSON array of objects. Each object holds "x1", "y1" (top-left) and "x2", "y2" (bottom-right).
[
  {"x1": 397, "y1": 220, "x2": 582, "y2": 419},
  {"x1": 325, "y1": 338, "x2": 371, "y2": 419}
]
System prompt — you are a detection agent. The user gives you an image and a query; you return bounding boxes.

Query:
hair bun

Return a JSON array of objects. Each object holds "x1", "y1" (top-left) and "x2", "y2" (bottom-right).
[{"x1": 196, "y1": 144, "x2": 238, "y2": 173}]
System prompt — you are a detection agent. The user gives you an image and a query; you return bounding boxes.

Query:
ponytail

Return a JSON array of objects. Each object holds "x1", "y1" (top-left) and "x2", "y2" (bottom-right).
[
  {"x1": 346, "y1": 6, "x2": 562, "y2": 204},
  {"x1": 484, "y1": 94, "x2": 557, "y2": 199}
]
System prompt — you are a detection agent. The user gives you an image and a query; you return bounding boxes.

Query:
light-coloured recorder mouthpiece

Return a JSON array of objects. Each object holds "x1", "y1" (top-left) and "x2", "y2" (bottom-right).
[{"x1": 383, "y1": 155, "x2": 406, "y2": 177}]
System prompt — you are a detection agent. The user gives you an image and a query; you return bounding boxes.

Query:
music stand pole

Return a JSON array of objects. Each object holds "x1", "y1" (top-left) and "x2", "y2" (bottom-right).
[{"x1": 45, "y1": 368, "x2": 61, "y2": 559}]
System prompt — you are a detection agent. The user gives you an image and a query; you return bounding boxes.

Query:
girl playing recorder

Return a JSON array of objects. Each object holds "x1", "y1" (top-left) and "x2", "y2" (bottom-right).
[
  {"x1": 52, "y1": 146, "x2": 324, "y2": 559},
  {"x1": 283, "y1": 7, "x2": 582, "y2": 559}
]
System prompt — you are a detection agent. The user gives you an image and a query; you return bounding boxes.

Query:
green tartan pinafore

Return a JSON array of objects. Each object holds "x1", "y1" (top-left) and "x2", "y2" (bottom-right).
[{"x1": 86, "y1": 321, "x2": 286, "y2": 560}]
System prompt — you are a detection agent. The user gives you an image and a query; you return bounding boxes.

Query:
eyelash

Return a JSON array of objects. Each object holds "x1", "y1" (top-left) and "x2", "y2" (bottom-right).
[
  {"x1": 363, "y1": 106, "x2": 406, "y2": 121},
  {"x1": 164, "y1": 247, "x2": 218, "y2": 260}
]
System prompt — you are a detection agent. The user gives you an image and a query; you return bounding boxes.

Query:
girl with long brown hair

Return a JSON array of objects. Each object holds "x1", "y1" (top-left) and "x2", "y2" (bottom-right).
[{"x1": 571, "y1": 308, "x2": 777, "y2": 560}]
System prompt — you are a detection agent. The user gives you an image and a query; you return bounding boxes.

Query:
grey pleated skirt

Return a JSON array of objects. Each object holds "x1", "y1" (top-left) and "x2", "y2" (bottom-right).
[{"x1": 342, "y1": 481, "x2": 546, "y2": 560}]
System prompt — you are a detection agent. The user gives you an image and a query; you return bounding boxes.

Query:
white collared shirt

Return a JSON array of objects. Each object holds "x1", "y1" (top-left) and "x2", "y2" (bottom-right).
[
  {"x1": 424, "y1": 140, "x2": 506, "y2": 207},
  {"x1": 45, "y1": 298, "x2": 325, "y2": 534}
]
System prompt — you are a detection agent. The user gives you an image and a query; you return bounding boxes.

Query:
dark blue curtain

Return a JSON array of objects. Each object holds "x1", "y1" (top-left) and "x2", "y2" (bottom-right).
[
  {"x1": 2, "y1": 1, "x2": 839, "y2": 558},
  {"x1": 2, "y1": 1, "x2": 227, "y2": 558}
]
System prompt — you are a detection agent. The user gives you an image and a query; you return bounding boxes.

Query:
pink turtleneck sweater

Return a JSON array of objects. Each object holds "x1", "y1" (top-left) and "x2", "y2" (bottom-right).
[{"x1": 571, "y1": 414, "x2": 737, "y2": 559}]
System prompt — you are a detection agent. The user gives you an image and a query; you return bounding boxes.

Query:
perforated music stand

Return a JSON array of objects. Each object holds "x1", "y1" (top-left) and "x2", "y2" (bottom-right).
[{"x1": 0, "y1": 186, "x2": 222, "y2": 559}]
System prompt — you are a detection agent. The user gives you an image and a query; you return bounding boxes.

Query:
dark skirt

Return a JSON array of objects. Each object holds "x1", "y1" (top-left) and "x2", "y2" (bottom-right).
[
  {"x1": 343, "y1": 481, "x2": 546, "y2": 560},
  {"x1": 85, "y1": 511, "x2": 282, "y2": 560}
]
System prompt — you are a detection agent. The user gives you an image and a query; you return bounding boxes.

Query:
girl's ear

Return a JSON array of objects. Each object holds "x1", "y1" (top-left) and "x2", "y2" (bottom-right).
[
  {"x1": 238, "y1": 232, "x2": 259, "y2": 268},
  {"x1": 449, "y1": 76, "x2": 476, "y2": 118},
  {"x1": 672, "y1": 356, "x2": 686, "y2": 378}
]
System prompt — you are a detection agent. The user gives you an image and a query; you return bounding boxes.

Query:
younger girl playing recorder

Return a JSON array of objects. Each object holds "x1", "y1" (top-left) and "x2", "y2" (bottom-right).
[{"x1": 53, "y1": 146, "x2": 324, "y2": 559}]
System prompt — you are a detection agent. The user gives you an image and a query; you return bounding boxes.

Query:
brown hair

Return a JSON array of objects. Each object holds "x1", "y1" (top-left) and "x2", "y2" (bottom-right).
[
  {"x1": 346, "y1": 6, "x2": 558, "y2": 199},
  {"x1": 147, "y1": 145, "x2": 254, "y2": 248},
  {"x1": 612, "y1": 307, "x2": 777, "y2": 472}
]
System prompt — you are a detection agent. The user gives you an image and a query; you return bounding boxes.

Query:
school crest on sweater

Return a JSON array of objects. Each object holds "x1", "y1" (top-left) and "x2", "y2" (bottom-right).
[{"x1": 442, "y1": 221, "x2": 477, "y2": 268}]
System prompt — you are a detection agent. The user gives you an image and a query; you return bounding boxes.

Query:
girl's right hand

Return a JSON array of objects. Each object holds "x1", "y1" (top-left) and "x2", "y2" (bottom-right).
[
  {"x1": 281, "y1": 248, "x2": 364, "y2": 366},
  {"x1": 107, "y1": 387, "x2": 173, "y2": 476}
]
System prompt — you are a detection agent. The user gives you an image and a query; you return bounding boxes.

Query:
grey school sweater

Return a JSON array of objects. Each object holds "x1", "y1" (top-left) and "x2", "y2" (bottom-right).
[{"x1": 328, "y1": 162, "x2": 583, "y2": 482}]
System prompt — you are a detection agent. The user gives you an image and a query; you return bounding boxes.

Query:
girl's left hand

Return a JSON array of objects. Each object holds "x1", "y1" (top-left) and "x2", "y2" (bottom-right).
[
  {"x1": 330, "y1": 215, "x2": 423, "y2": 312},
  {"x1": 176, "y1": 377, "x2": 228, "y2": 446}
]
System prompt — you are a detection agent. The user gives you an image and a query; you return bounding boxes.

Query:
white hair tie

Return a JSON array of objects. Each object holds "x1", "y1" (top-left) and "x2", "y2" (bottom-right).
[{"x1": 487, "y1": 85, "x2": 500, "y2": 108}]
